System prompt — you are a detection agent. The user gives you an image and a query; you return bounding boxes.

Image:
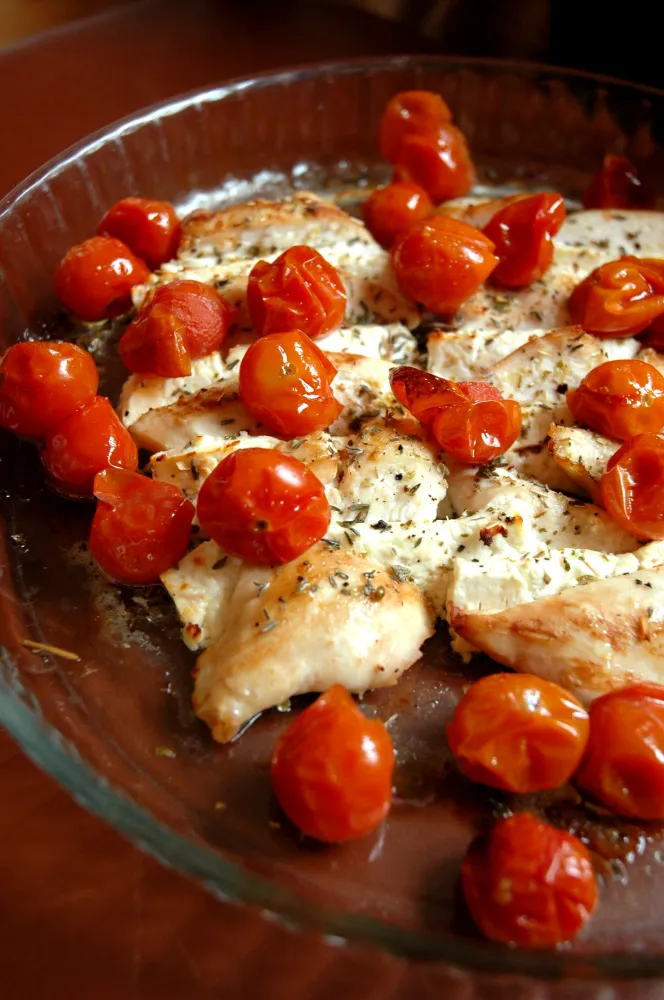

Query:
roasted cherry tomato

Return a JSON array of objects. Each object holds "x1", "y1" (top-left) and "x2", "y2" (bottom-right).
[
  {"x1": 568, "y1": 257, "x2": 664, "y2": 337},
  {"x1": 601, "y1": 431, "x2": 664, "y2": 538},
  {"x1": 247, "y1": 246, "x2": 347, "y2": 339},
  {"x1": 583, "y1": 155, "x2": 654, "y2": 210},
  {"x1": 98, "y1": 197, "x2": 181, "y2": 269},
  {"x1": 41, "y1": 395, "x2": 138, "y2": 495},
  {"x1": 483, "y1": 192, "x2": 566, "y2": 288},
  {"x1": 0, "y1": 340, "x2": 98, "y2": 438},
  {"x1": 197, "y1": 447, "x2": 330, "y2": 564},
  {"x1": 392, "y1": 125, "x2": 476, "y2": 204},
  {"x1": 380, "y1": 90, "x2": 452, "y2": 162},
  {"x1": 447, "y1": 673, "x2": 589, "y2": 793},
  {"x1": 362, "y1": 182, "x2": 434, "y2": 248},
  {"x1": 392, "y1": 215, "x2": 497, "y2": 315},
  {"x1": 89, "y1": 467, "x2": 194, "y2": 585},
  {"x1": 576, "y1": 683, "x2": 664, "y2": 819},
  {"x1": 390, "y1": 365, "x2": 471, "y2": 424},
  {"x1": 239, "y1": 330, "x2": 342, "y2": 438},
  {"x1": 271, "y1": 685, "x2": 394, "y2": 843},
  {"x1": 567, "y1": 359, "x2": 664, "y2": 441},
  {"x1": 54, "y1": 236, "x2": 150, "y2": 322},
  {"x1": 462, "y1": 813, "x2": 598, "y2": 948}
]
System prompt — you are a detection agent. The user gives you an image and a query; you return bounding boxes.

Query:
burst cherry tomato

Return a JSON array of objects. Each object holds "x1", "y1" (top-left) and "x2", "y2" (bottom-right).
[
  {"x1": 462, "y1": 813, "x2": 598, "y2": 948},
  {"x1": 271, "y1": 685, "x2": 394, "y2": 843},
  {"x1": 197, "y1": 448, "x2": 330, "y2": 564},
  {"x1": 392, "y1": 215, "x2": 497, "y2": 315},
  {"x1": 239, "y1": 330, "x2": 342, "y2": 438},
  {"x1": 568, "y1": 257, "x2": 664, "y2": 337},
  {"x1": 247, "y1": 246, "x2": 347, "y2": 339},
  {"x1": 568, "y1": 359, "x2": 664, "y2": 441},
  {"x1": 392, "y1": 125, "x2": 476, "y2": 204},
  {"x1": 483, "y1": 192, "x2": 566, "y2": 288},
  {"x1": 89, "y1": 467, "x2": 194, "y2": 585},
  {"x1": 583, "y1": 155, "x2": 654, "y2": 210},
  {"x1": 576, "y1": 683, "x2": 664, "y2": 819},
  {"x1": 380, "y1": 90, "x2": 452, "y2": 162},
  {"x1": 98, "y1": 197, "x2": 181, "y2": 269},
  {"x1": 601, "y1": 431, "x2": 664, "y2": 539},
  {"x1": 447, "y1": 673, "x2": 589, "y2": 793},
  {"x1": 362, "y1": 182, "x2": 434, "y2": 248},
  {"x1": 390, "y1": 365, "x2": 472, "y2": 423},
  {"x1": 0, "y1": 340, "x2": 98, "y2": 438},
  {"x1": 41, "y1": 395, "x2": 138, "y2": 495},
  {"x1": 54, "y1": 236, "x2": 150, "y2": 322}
]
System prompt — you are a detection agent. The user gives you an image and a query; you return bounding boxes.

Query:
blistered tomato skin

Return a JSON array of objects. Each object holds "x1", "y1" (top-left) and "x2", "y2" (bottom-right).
[
  {"x1": 0, "y1": 341, "x2": 98, "y2": 438},
  {"x1": 392, "y1": 215, "x2": 498, "y2": 315},
  {"x1": 362, "y1": 182, "x2": 434, "y2": 248},
  {"x1": 118, "y1": 303, "x2": 192, "y2": 378},
  {"x1": 601, "y1": 432, "x2": 664, "y2": 539},
  {"x1": 89, "y1": 467, "x2": 194, "y2": 585},
  {"x1": 271, "y1": 685, "x2": 394, "y2": 843},
  {"x1": 54, "y1": 236, "x2": 150, "y2": 322},
  {"x1": 98, "y1": 197, "x2": 181, "y2": 269},
  {"x1": 484, "y1": 192, "x2": 566, "y2": 288},
  {"x1": 583, "y1": 155, "x2": 654, "y2": 210},
  {"x1": 567, "y1": 359, "x2": 664, "y2": 441},
  {"x1": 41, "y1": 395, "x2": 139, "y2": 496},
  {"x1": 462, "y1": 813, "x2": 598, "y2": 948},
  {"x1": 447, "y1": 673, "x2": 589, "y2": 793},
  {"x1": 379, "y1": 90, "x2": 452, "y2": 162},
  {"x1": 239, "y1": 330, "x2": 342, "y2": 438},
  {"x1": 569, "y1": 258, "x2": 664, "y2": 337},
  {"x1": 392, "y1": 126, "x2": 476, "y2": 204},
  {"x1": 247, "y1": 245, "x2": 347, "y2": 339},
  {"x1": 576, "y1": 683, "x2": 664, "y2": 819},
  {"x1": 197, "y1": 448, "x2": 330, "y2": 564}
]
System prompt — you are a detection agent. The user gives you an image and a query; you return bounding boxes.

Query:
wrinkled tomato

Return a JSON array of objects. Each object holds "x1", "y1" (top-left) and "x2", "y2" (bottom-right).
[
  {"x1": 576, "y1": 683, "x2": 664, "y2": 819},
  {"x1": 583, "y1": 155, "x2": 654, "y2": 211},
  {"x1": 462, "y1": 813, "x2": 598, "y2": 948},
  {"x1": 392, "y1": 215, "x2": 497, "y2": 315},
  {"x1": 379, "y1": 90, "x2": 452, "y2": 162},
  {"x1": 447, "y1": 673, "x2": 589, "y2": 793},
  {"x1": 54, "y1": 236, "x2": 150, "y2": 322},
  {"x1": 392, "y1": 125, "x2": 476, "y2": 204},
  {"x1": 271, "y1": 684, "x2": 394, "y2": 843},
  {"x1": 247, "y1": 245, "x2": 347, "y2": 339},
  {"x1": 601, "y1": 431, "x2": 664, "y2": 539},
  {"x1": 567, "y1": 359, "x2": 664, "y2": 441},
  {"x1": 41, "y1": 395, "x2": 138, "y2": 495},
  {"x1": 390, "y1": 365, "x2": 469, "y2": 423},
  {"x1": 90, "y1": 468, "x2": 194, "y2": 584},
  {"x1": 568, "y1": 257, "x2": 664, "y2": 337},
  {"x1": 98, "y1": 196, "x2": 181, "y2": 269},
  {"x1": 239, "y1": 330, "x2": 342, "y2": 438},
  {"x1": 484, "y1": 192, "x2": 566, "y2": 288},
  {"x1": 0, "y1": 340, "x2": 98, "y2": 438},
  {"x1": 197, "y1": 447, "x2": 330, "y2": 564},
  {"x1": 362, "y1": 181, "x2": 434, "y2": 248}
]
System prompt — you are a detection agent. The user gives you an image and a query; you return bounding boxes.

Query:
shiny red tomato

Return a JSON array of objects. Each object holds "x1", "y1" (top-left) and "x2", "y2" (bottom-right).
[
  {"x1": 0, "y1": 340, "x2": 98, "y2": 438},
  {"x1": 393, "y1": 125, "x2": 476, "y2": 204},
  {"x1": 601, "y1": 432, "x2": 664, "y2": 539},
  {"x1": 362, "y1": 181, "x2": 434, "y2": 248},
  {"x1": 239, "y1": 330, "x2": 342, "y2": 438},
  {"x1": 568, "y1": 257, "x2": 664, "y2": 337},
  {"x1": 484, "y1": 192, "x2": 566, "y2": 288},
  {"x1": 567, "y1": 359, "x2": 664, "y2": 441},
  {"x1": 247, "y1": 246, "x2": 347, "y2": 339},
  {"x1": 89, "y1": 467, "x2": 194, "y2": 585},
  {"x1": 271, "y1": 685, "x2": 394, "y2": 843},
  {"x1": 583, "y1": 155, "x2": 654, "y2": 210},
  {"x1": 379, "y1": 90, "x2": 452, "y2": 162},
  {"x1": 448, "y1": 673, "x2": 589, "y2": 793},
  {"x1": 390, "y1": 365, "x2": 470, "y2": 424},
  {"x1": 54, "y1": 236, "x2": 150, "y2": 322},
  {"x1": 118, "y1": 303, "x2": 191, "y2": 377},
  {"x1": 392, "y1": 215, "x2": 497, "y2": 314},
  {"x1": 462, "y1": 813, "x2": 598, "y2": 948},
  {"x1": 432, "y1": 392, "x2": 521, "y2": 464},
  {"x1": 41, "y1": 395, "x2": 138, "y2": 495},
  {"x1": 197, "y1": 447, "x2": 330, "y2": 564},
  {"x1": 576, "y1": 683, "x2": 664, "y2": 819},
  {"x1": 98, "y1": 197, "x2": 181, "y2": 269}
]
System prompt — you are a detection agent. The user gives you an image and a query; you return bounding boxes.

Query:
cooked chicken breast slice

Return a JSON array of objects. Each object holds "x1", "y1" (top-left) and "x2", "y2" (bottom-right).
[
  {"x1": 548, "y1": 425, "x2": 619, "y2": 501},
  {"x1": 557, "y1": 209, "x2": 664, "y2": 259},
  {"x1": 193, "y1": 548, "x2": 434, "y2": 742},
  {"x1": 118, "y1": 351, "x2": 233, "y2": 430}
]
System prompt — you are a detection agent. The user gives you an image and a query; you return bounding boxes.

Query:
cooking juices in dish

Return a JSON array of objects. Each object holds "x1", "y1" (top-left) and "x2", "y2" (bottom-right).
[{"x1": 3, "y1": 88, "x2": 664, "y2": 949}]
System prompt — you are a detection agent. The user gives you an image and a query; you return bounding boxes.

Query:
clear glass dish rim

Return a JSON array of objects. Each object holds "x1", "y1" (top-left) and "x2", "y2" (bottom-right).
[{"x1": 2, "y1": 54, "x2": 664, "y2": 978}]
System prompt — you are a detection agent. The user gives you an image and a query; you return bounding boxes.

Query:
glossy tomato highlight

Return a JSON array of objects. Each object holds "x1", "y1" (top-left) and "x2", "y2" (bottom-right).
[
  {"x1": 567, "y1": 359, "x2": 664, "y2": 441},
  {"x1": 583, "y1": 155, "x2": 654, "y2": 211},
  {"x1": 362, "y1": 182, "x2": 434, "y2": 248},
  {"x1": 379, "y1": 90, "x2": 452, "y2": 162},
  {"x1": 484, "y1": 192, "x2": 566, "y2": 288},
  {"x1": 54, "y1": 236, "x2": 150, "y2": 322},
  {"x1": 601, "y1": 431, "x2": 664, "y2": 539},
  {"x1": 569, "y1": 258, "x2": 664, "y2": 337},
  {"x1": 392, "y1": 125, "x2": 476, "y2": 204},
  {"x1": 98, "y1": 196, "x2": 181, "y2": 269}
]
